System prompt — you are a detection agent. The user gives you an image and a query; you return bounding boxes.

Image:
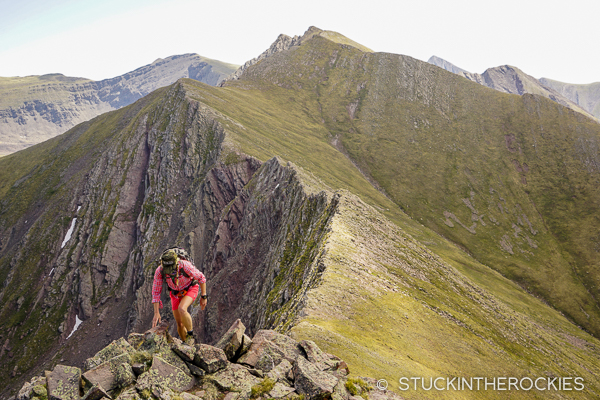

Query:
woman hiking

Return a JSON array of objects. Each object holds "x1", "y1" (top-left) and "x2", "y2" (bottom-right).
[{"x1": 151, "y1": 248, "x2": 207, "y2": 344}]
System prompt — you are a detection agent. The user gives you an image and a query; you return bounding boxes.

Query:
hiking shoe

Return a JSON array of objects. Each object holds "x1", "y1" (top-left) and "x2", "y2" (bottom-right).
[{"x1": 185, "y1": 331, "x2": 195, "y2": 346}]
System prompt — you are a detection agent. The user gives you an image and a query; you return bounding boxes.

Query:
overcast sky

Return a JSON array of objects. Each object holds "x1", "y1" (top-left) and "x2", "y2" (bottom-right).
[{"x1": 1, "y1": 0, "x2": 598, "y2": 84}]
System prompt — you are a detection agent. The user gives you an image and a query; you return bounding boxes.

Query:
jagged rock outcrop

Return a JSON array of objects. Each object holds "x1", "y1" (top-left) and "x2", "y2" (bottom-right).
[
  {"x1": 0, "y1": 79, "x2": 339, "y2": 396},
  {"x1": 221, "y1": 26, "x2": 371, "y2": 85},
  {"x1": 15, "y1": 321, "x2": 398, "y2": 400},
  {"x1": 222, "y1": 34, "x2": 303, "y2": 83},
  {"x1": 0, "y1": 54, "x2": 238, "y2": 155}
]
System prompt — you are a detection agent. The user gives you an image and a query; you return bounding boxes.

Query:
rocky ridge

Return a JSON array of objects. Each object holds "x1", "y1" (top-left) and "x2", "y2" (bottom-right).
[
  {"x1": 15, "y1": 319, "x2": 398, "y2": 400},
  {"x1": 221, "y1": 26, "x2": 371, "y2": 85},
  {"x1": 0, "y1": 82, "x2": 341, "y2": 395},
  {"x1": 0, "y1": 54, "x2": 238, "y2": 155},
  {"x1": 3, "y1": 27, "x2": 600, "y2": 400}
]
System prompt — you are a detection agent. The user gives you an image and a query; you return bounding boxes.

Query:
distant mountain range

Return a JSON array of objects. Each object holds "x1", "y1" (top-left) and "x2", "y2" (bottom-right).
[
  {"x1": 428, "y1": 55, "x2": 600, "y2": 120},
  {"x1": 0, "y1": 54, "x2": 238, "y2": 155}
]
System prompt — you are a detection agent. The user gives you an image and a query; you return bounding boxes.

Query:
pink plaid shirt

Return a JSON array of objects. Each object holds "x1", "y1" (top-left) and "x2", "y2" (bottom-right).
[{"x1": 152, "y1": 259, "x2": 206, "y2": 307}]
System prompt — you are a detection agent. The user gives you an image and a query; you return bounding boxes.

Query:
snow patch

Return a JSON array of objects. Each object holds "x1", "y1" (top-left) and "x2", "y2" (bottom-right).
[
  {"x1": 60, "y1": 207, "x2": 82, "y2": 249},
  {"x1": 61, "y1": 217, "x2": 77, "y2": 249},
  {"x1": 67, "y1": 315, "x2": 83, "y2": 339}
]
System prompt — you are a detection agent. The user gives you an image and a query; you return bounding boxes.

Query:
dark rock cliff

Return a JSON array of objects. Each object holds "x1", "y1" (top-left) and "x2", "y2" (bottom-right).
[{"x1": 0, "y1": 82, "x2": 337, "y2": 397}]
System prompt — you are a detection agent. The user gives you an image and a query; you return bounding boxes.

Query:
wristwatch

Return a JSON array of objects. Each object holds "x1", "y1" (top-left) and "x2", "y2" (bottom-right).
[{"x1": 201, "y1": 294, "x2": 208, "y2": 299}]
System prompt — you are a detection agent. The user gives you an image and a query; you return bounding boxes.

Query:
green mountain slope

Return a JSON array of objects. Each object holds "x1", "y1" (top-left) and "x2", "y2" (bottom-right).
[
  {"x1": 428, "y1": 56, "x2": 596, "y2": 121},
  {"x1": 226, "y1": 34, "x2": 600, "y2": 337},
  {"x1": 1, "y1": 27, "x2": 600, "y2": 399}
]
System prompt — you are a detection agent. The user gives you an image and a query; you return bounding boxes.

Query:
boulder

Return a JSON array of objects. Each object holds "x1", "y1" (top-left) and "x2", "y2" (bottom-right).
[
  {"x1": 293, "y1": 356, "x2": 339, "y2": 399},
  {"x1": 172, "y1": 342, "x2": 196, "y2": 363},
  {"x1": 139, "y1": 325, "x2": 171, "y2": 353},
  {"x1": 253, "y1": 330, "x2": 302, "y2": 360},
  {"x1": 299, "y1": 340, "x2": 348, "y2": 375},
  {"x1": 127, "y1": 333, "x2": 145, "y2": 349},
  {"x1": 136, "y1": 355, "x2": 194, "y2": 393},
  {"x1": 115, "y1": 388, "x2": 141, "y2": 400},
  {"x1": 180, "y1": 393, "x2": 202, "y2": 400},
  {"x1": 17, "y1": 376, "x2": 46, "y2": 400},
  {"x1": 332, "y1": 380, "x2": 350, "y2": 400},
  {"x1": 266, "y1": 359, "x2": 293, "y2": 385},
  {"x1": 85, "y1": 337, "x2": 134, "y2": 371},
  {"x1": 239, "y1": 334, "x2": 252, "y2": 356},
  {"x1": 184, "y1": 361, "x2": 206, "y2": 377},
  {"x1": 81, "y1": 384, "x2": 111, "y2": 400},
  {"x1": 238, "y1": 330, "x2": 302, "y2": 372},
  {"x1": 132, "y1": 363, "x2": 146, "y2": 376},
  {"x1": 157, "y1": 348, "x2": 194, "y2": 377},
  {"x1": 83, "y1": 353, "x2": 135, "y2": 392},
  {"x1": 46, "y1": 365, "x2": 81, "y2": 400},
  {"x1": 215, "y1": 319, "x2": 246, "y2": 361},
  {"x1": 204, "y1": 363, "x2": 261, "y2": 399},
  {"x1": 268, "y1": 382, "x2": 296, "y2": 399},
  {"x1": 193, "y1": 344, "x2": 228, "y2": 373},
  {"x1": 247, "y1": 368, "x2": 264, "y2": 378},
  {"x1": 150, "y1": 385, "x2": 177, "y2": 400}
]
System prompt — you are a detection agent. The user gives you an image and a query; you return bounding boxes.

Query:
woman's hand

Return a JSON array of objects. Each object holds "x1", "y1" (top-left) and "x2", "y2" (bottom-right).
[
  {"x1": 200, "y1": 297, "x2": 207, "y2": 310},
  {"x1": 152, "y1": 312, "x2": 161, "y2": 328}
]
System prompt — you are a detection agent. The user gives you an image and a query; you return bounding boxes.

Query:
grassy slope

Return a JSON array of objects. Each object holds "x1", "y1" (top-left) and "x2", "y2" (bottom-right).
[
  {"x1": 230, "y1": 35, "x2": 600, "y2": 337},
  {"x1": 174, "y1": 84, "x2": 600, "y2": 400},
  {"x1": 172, "y1": 34, "x2": 600, "y2": 397},
  {"x1": 2, "y1": 32, "x2": 600, "y2": 398},
  {"x1": 0, "y1": 74, "x2": 92, "y2": 108},
  {"x1": 345, "y1": 54, "x2": 600, "y2": 338}
]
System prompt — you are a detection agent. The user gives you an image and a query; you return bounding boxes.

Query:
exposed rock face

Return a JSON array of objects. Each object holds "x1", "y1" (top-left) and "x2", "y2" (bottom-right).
[
  {"x1": 222, "y1": 33, "x2": 303, "y2": 83},
  {"x1": 0, "y1": 54, "x2": 238, "y2": 155},
  {"x1": 18, "y1": 324, "x2": 381, "y2": 400},
  {"x1": 221, "y1": 25, "x2": 369, "y2": 85},
  {"x1": 0, "y1": 79, "x2": 338, "y2": 396}
]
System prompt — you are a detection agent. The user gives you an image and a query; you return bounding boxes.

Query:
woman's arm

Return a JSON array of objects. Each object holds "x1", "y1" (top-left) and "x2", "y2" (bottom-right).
[
  {"x1": 151, "y1": 266, "x2": 164, "y2": 328},
  {"x1": 152, "y1": 302, "x2": 161, "y2": 327},
  {"x1": 199, "y1": 282, "x2": 207, "y2": 310}
]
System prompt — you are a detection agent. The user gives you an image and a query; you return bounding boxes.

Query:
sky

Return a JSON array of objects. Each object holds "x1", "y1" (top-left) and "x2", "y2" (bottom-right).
[{"x1": 0, "y1": 0, "x2": 598, "y2": 84}]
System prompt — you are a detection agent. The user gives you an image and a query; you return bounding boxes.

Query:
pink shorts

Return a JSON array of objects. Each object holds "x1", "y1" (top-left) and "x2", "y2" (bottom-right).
[{"x1": 169, "y1": 284, "x2": 199, "y2": 311}]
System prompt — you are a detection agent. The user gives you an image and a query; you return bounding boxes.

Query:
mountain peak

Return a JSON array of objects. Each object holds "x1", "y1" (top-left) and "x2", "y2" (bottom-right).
[
  {"x1": 221, "y1": 26, "x2": 372, "y2": 84},
  {"x1": 428, "y1": 56, "x2": 598, "y2": 120}
]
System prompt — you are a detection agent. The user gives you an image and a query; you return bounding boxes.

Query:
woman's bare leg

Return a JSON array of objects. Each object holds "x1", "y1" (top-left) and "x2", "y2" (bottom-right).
[
  {"x1": 172, "y1": 308, "x2": 187, "y2": 340},
  {"x1": 175, "y1": 295, "x2": 194, "y2": 341}
]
